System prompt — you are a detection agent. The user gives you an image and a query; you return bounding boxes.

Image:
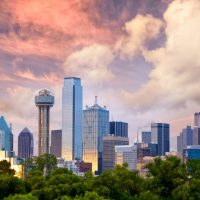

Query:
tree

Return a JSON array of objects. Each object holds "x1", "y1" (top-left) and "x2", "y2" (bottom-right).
[
  {"x1": 0, "y1": 160, "x2": 15, "y2": 175},
  {"x1": 4, "y1": 194, "x2": 38, "y2": 200}
]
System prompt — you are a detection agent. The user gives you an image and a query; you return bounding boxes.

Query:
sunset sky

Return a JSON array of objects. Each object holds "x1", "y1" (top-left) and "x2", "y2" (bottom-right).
[{"x1": 0, "y1": 0, "x2": 200, "y2": 153}]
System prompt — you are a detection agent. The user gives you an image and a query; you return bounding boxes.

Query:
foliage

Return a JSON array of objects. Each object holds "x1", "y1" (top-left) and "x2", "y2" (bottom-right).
[
  {"x1": 0, "y1": 160, "x2": 15, "y2": 175},
  {"x1": 3, "y1": 155, "x2": 200, "y2": 200}
]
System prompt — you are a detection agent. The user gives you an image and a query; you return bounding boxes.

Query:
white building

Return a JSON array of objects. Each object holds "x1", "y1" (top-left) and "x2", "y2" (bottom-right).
[{"x1": 115, "y1": 145, "x2": 137, "y2": 170}]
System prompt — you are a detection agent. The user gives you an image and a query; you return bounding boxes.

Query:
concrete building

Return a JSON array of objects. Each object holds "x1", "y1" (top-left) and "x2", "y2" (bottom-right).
[
  {"x1": 102, "y1": 136, "x2": 129, "y2": 171},
  {"x1": 62, "y1": 77, "x2": 83, "y2": 160},
  {"x1": 115, "y1": 145, "x2": 137, "y2": 170},
  {"x1": 35, "y1": 89, "x2": 54, "y2": 156},
  {"x1": 18, "y1": 127, "x2": 33, "y2": 160},
  {"x1": 83, "y1": 97, "x2": 109, "y2": 175},
  {"x1": 50, "y1": 130, "x2": 62, "y2": 158},
  {"x1": 151, "y1": 123, "x2": 170, "y2": 156},
  {"x1": 110, "y1": 121, "x2": 128, "y2": 137}
]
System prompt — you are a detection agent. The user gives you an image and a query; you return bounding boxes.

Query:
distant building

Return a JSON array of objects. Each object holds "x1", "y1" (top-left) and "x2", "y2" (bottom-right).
[
  {"x1": 193, "y1": 113, "x2": 200, "y2": 145},
  {"x1": 194, "y1": 112, "x2": 200, "y2": 127},
  {"x1": 35, "y1": 89, "x2": 54, "y2": 156},
  {"x1": 102, "y1": 136, "x2": 129, "y2": 171},
  {"x1": 110, "y1": 122, "x2": 128, "y2": 138},
  {"x1": 83, "y1": 97, "x2": 109, "y2": 175},
  {"x1": 151, "y1": 123, "x2": 170, "y2": 156},
  {"x1": 62, "y1": 77, "x2": 83, "y2": 160},
  {"x1": 18, "y1": 128, "x2": 34, "y2": 160},
  {"x1": 183, "y1": 145, "x2": 200, "y2": 162},
  {"x1": 0, "y1": 116, "x2": 13, "y2": 152},
  {"x1": 141, "y1": 132, "x2": 151, "y2": 143},
  {"x1": 50, "y1": 130, "x2": 62, "y2": 158},
  {"x1": 115, "y1": 145, "x2": 137, "y2": 170},
  {"x1": 76, "y1": 161, "x2": 92, "y2": 173},
  {"x1": 177, "y1": 126, "x2": 193, "y2": 157},
  {"x1": 139, "y1": 143, "x2": 157, "y2": 158}
]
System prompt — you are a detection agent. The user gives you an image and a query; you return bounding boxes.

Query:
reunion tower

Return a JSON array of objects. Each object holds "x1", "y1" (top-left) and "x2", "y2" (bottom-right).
[{"x1": 35, "y1": 89, "x2": 54, "y2": 156}]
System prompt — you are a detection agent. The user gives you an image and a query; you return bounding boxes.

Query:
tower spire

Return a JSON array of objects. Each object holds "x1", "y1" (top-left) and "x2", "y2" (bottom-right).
[{"x1": 95, "y1": 96, "x2": 98, "y2": 105}]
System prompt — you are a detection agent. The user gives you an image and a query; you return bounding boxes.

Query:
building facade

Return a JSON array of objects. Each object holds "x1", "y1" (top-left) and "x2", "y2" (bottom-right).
[
  {"x1": 151, "y1": 123, "x2": 170, "y2": 156},
  {"x1": 102, "y1": 136, "x2": 129, "y2": 171},
  {"x1": 115, "y1": 145, "x2": 137, "y2": 170},
  {"x1": 183, "y1": 145, "x2": 200, "y2": 162},
  {"x1": 0, "y1": 116, "x2": 12, "y2": 152},
  {"x1": 50, "y1": 130, "x2": 62, "y2": 158},
  {"x1": 110, "y1": 121, "x2": 128, "y2": 137},
  {"x1": 62, "y1": 77, "x2": 83, "y2": 160},
  {"x1": 141, "y1": 131, "x2": 151, "y2": 143},
  {"x1": 83, "y1": 97, "x2": 109, "y2": 174},
  {"x1": 35, "y1": 89, "x2": 54, "y2": 156},
  {"x1": 18, "y1": 128, "x2": 33, "y2": 159}
]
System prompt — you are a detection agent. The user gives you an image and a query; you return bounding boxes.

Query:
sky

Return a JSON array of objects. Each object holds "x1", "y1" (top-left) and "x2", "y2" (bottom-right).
[{"x1": 0, "y1": 0, "x2": 200, "y2": 154}]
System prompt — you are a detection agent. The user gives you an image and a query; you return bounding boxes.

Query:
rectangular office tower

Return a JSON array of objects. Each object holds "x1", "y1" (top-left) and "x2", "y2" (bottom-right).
[
  {"x1": 50, "y1": 130, "x2": 62, "y2": 158},
  {"x1": 193, "y1": 113, "x2": 200, "y2": 145},
  {"x1": 62, "y1": 77, "x2": 83, "y2": 160},
  {"x1": 102, "y1": 136, "x2": 129, "y2": 171},
  {"x1": 151, "y1": 123, "x2": 170, "y2": 156},
  {"x1": 110, "y1": 121, "x2": 128, "y2": 137},
  {"x1": 141, "y1": 131, "x2": 151, "y2": 143},
  {"x1": 83, "y1": 97, "x2": 109, "y2": 175}
]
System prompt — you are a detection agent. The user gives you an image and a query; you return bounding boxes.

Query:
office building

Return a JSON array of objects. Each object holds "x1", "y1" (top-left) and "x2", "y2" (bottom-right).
[
  {"x1": 50, "y1": 130, "x2": 62, "y2": 158},
  {"x1": 102, "y1": 136, "x2": 129, "y2": 171},
  {"x1": 0, "y1": 116, "x2": 12, "y2": 152},
  {"x1": 76, "y1": 161, "x2": 92, "y2": 173},
  {"x1": 62, "y1": 77, "x2": 83, "y2": 160},
  {"x1": 194, "y1": 112, "x2": 200, "y2": 127},
  {"x1": 151, "y1": 123, "x2": 170, "y2": 156},
  {"x1": 35, "y1": 89, "x2": 54, "y2": 156},
  {"x1": 193, "y1": 113, "x2": 200, "y2": 145},
  {"x1": 83, "y1": 97, "x2": 109, "y2": 174},
  {"x1": 18, "y1": 128, "x2": 34, "y2": 159},
  {"x1": 110, "y1": 121, "x2": 128, "y2": 137},
  {"x1": 177, "y1": 126, "x2": 193, "y2": 157},
  {"x1": 183, "y1": 145, "x2": 200, "y2": 162},
  {"x1": 141, "y1": 131, "x2": 151, "y2": 143},
  {"x1": 115, "y1": 145, "x2": 137, "y2": 170}
]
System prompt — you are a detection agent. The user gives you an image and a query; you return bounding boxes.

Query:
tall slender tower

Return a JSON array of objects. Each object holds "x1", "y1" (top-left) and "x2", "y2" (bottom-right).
[
  {"x1": 35, "y1": 89, "x2": 54, "y2": 156},
  {"x1": 62, "y1": 77, "x2": 83, "y2": 160}
]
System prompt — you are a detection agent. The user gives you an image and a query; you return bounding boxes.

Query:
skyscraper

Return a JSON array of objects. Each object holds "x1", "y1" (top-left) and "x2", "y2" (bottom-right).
[
  {"x1": 110, "y1": 121, "x2": 128, "y2": 137},
  {"x1": 193, "y1": 113, "x2": 200, "y2": 145},
  {"x1": 18, "y1": 128, "x2": 34, "y2": 159},
  {"x1": 102, "y1": 135, "x2": 129, "y2": 171},
  {"x1": 141, "y1": 131, "x2": 151, "y2": 143},
  {"x1": 83, "y1": 97, "x2": 109, "y2": 174},
  {"x1": 50, "y1": 130, "x2": 62, "y2": 158},
  {"x1": 151, "y1": 123, "x2": 170, "y2": 156},
  {"x1": 35, "y1": 89, "x2": 54, "y2": 156},
  {"x1": 115, "y1": 145, "x2": 137, "y2": 170},
  {"x1": 62, "y1": 77, "x2": 83, "y2": 160},
  {"x1": 0, "y1": 116, "x2": 12, "y2": 152}
]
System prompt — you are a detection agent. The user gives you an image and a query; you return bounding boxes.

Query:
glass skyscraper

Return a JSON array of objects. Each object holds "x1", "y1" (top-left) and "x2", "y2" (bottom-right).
[
  {"x1": 0, "y1": 116, "x2": 12, "y2": 152},
  {"x1": 62, "y1": 77, "x2": 83, "y2": 160},
  {"x1": 83, "y1": 97, "x2": 109, "y2": 174},
  {"x1": 141, "y1": 131, "x2": 151, "y2": 143},
  {"x1": 151, "y1": 123, "x2": 170, "y2": 156},
  {"x1": 110, "y1": 121, "x2": 128, "y2": 137}
]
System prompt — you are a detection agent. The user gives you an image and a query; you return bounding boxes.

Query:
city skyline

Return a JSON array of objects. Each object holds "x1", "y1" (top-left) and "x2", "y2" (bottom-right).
[{"x1": 0, "y1": 0, "x2": 200, "y2": 153}]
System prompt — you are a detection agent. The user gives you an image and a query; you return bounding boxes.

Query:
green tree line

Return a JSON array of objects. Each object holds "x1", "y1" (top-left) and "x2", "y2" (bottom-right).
[{"x1": 0, "y1": 155, "x2": 200, "y2": 200}]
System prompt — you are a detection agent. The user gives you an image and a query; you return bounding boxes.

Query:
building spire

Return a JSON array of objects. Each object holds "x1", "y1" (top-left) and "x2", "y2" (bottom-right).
[{"x1": 95, "y1": 96, "x2": 98, "y2": 105}]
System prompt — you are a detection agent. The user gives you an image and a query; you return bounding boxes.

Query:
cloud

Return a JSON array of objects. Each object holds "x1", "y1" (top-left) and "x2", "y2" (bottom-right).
[
  {"x1": 122, "y1": 0, "x2": 200, "y2": 111},
  {"x1": 63, "y1": 43, "x2": 115, "y2": 85},
  {"x1": 115, "y1": 14, "x2": 163, "y2": 59}
]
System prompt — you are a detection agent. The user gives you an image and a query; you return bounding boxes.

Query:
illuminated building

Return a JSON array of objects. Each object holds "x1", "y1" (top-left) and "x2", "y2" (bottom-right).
[
  {"x1": 83, "y1": 97, "x2": 109, "y2": 175},
  {"x1": 18, "y1": 127, "x2": 34, "y2": 160},
  {"x1": 62, "y1": 77, "x2": 83, "y2": 160},
  {"x1": 35, "y1": 89, "x2": 54, "y2": 156},
  {"x1": 115, "y1": 145, "x2": 137, "y2": 170},
  {"x1": 102, "y1": 135, "x2": 129, "y2": 171}
]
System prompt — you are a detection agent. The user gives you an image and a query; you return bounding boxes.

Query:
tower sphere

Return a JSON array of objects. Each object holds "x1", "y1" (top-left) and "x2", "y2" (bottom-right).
[{"x1": 35, "y1": 89, "x2": 54, "y2": 107}]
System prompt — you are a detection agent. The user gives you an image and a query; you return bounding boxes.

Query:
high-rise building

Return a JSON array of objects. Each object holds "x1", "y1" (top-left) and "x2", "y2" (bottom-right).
[
  {"x1": 183, "y1": 145, "x2": 200, "y2": 162},
  {"x1": 193, "y1": 113, "x2": 200, "y2": 145},
  {"x1": 194, "y1": 112, "x2": 200, "y2": 127},
  {"x1": 151, "y1": 123, "x2": 170, "y2": 156},
  {"x1": 83, "y1": 97, "x2": 109, "y2": 175},
  {"x1": 141, "y1": 131, "x2": 151, "y2": 143},
  {"x1": 0, "y1": 116, "x2": 12, "y2": 152},
  {"x1": 62, "y1": 77, "x2": 83, "y2": 160},
  {"x1": 115, "y1": 145, "x2": 137, "y2": 170},
  {"x1": 50, "y1": 130, "x2": 62, "y2": 158},
  {"x1": 18, "y1": 128, "x2": 34, "y2": 160},
  {"x1": 102, "y1": 136, "x2": 129, "y2": 171},
  {"x1": 35, "y1": 89, "x2": 54, "y2": 156},
  {"x1": 177, "y1": 126, "x2": 193, "y2": 157},
  {"x1": 110, "y1": 121, "x2": 128, "y2": 137}
]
